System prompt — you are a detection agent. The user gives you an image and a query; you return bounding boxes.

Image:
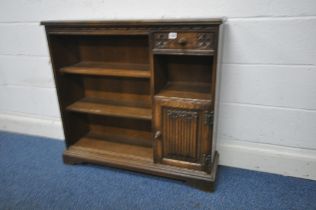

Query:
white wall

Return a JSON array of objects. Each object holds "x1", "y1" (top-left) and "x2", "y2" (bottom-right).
[{"x1": 0, "y1": 0, "x2": 315, "y2": 180}]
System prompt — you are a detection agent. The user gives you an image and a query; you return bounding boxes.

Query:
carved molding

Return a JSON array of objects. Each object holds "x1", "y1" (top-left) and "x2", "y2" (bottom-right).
[
  {"x1": 201, "y1": 154, "x2": 212, "y2": 173},
  {"x1": 154, "y1": 32, "x2": 214, "y2": 50},
  {"x1": 197, "y1": 33, "x2": 214, "y2": 49},
  {"x1": 167, "y1": 109, "x2": 198, "y2": 120},
  {"x1": 47, "y1": 25, "x2": 216, "y2": 34},
  {"x1": 204, "y1": 111, "x2": 214, "y2": 125}
]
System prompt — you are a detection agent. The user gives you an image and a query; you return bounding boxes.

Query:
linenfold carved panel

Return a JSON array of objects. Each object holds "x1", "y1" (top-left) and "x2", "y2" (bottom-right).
[{"x1": 162, "y1": 108, "x2": 199, "y2": 162}]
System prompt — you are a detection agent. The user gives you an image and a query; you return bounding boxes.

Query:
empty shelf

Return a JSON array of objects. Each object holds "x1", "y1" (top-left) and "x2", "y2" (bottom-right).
[
  {"x1": 60, "y1": 61, "x2": 151, "y2": 78},
  {"x1": 69, "y1": 137, "x2": 153, "y2": 161},
  {"x1": 66, "y1": 97, "x2": 152, "y2": 120},
  {"x1": 156, "y1": 82, "x2": 211, "y2": 100},
  {"x1": 88, "y1": 126, "x2": 152, "y2": 147}
]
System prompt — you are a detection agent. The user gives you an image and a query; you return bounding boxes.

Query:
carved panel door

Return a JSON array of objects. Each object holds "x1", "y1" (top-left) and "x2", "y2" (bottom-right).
[{"x1": 154, "y1": 97, "x2": 214, "y2": 172}]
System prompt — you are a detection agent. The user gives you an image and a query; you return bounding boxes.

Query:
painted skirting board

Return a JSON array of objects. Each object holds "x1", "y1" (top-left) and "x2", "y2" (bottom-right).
[
  {"x1": 217, "y1": 140, "x2": 316, "y2": 180},
  {"x1": 0, "y1": 112, "x2": 315, "y2": 180},
  {"x1": 0, "y1": 112, "x2": 64, "y2": 140}
]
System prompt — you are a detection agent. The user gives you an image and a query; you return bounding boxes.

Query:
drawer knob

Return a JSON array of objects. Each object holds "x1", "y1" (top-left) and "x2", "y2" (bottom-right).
[{"x1": 177, "y1": 38, "x2": 187, "y2": 46}]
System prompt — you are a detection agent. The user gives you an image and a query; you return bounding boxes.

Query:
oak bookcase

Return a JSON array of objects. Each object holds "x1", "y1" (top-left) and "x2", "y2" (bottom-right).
[{"x1": 42, "y1": 19, "x2": 222, "y2": 191}]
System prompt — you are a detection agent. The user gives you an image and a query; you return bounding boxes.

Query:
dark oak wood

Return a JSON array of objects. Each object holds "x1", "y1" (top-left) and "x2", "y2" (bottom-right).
[
  {"x1": 153, "y1": 32, "x2": 215, "y2": 51},
  {"x1": 43, "y1": 19, "x2": 222, "y2": 191},
  {"x1": 88, "y1": 115, "x2": 152, "y2": 147},
  {"x1": 66, "y1": 97, "x2": 152, "y2": 120},
  {"x1": 153, "y1": 96, "x2": 213, "y2": 170},
  {"x1": 41, "y1": 19, "x2": 223, "y2": 26},
  {"x1": 71, "y1": 137, "x2": 153, "y2": 159},
  {"x1": 157, "y1": 82, "x2": 212, "y2": 100},
  {"x1": 152, "y1": 49, "x2": 215, "y2": 56},
  {"x1": 63, "y1": 142, "x2": 219, "y2": 191},
  {"x1": 60, "y1": 62, "x2": 150, "y2": 78},
  {"x1": 88, "y1": 126, "x2": 152, "y2": 147}
]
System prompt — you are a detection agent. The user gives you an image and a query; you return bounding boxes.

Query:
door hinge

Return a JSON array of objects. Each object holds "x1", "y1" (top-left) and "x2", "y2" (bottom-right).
[
  {"x1": 204, "y1": 111, "x2": 214, "y2": 126},
  {"x1": 201, "y1": 154, "x2": 212, "y2": 174}
]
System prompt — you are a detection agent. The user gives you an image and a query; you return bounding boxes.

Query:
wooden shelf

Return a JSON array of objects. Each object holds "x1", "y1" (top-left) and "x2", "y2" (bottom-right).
[
  {"x1": 156, "y1": 82, "x2": 211, "y2": 100},
  {"x1": 64, "y1": 139, "x2": 218, "y2": 187},
  {"x1": 88, "y1": 125, "x2": 152, "y2": 147},
  {"x1": 66, "y1": 97, "x2": 152, "y2": 120},
  {"x1": 60, "y1": 61, "x2": 151, "y2": 78},
  {"x1": 69, "y1": 137, "x2": 153, "y2": 161}
]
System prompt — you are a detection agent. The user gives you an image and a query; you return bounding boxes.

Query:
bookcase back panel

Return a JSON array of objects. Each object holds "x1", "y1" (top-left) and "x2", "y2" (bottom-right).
[
  {"x1": 88, "y1": 115, "x2": 152, "y2": 147},
  {"x1": 78, "y1": 35, "x2": 149, "y2": 64},
  {"x1": 154, "y1": 55, "x2": 213, "y2": 99},
  {"x1": 166, "y1": 55, "x2": 212, "y2": 84},
  {"x1": 83, "y1": 76, "x2": 150, "y2": 95},
  {"x1": 155, "y1": 55, "x2": 212, "y2": 83}
]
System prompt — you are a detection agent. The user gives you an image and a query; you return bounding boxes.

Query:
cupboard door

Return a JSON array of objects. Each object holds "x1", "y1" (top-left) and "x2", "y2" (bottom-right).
[
  {"x1": 154, "y1": 97, "x2": 213, "y2": 172},
  {"x1": 162, "y1": 108, "x2": 199, "y2": 162}
]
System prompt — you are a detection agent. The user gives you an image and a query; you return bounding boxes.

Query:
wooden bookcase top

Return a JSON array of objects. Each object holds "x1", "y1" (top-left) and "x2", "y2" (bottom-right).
[{"x1": 41, "y1": 18, "x2": 223, "y2": 26}]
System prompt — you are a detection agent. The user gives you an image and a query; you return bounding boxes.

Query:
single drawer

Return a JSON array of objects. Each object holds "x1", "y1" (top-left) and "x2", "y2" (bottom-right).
[{"x1": 153, "y1": 32, "x2": 215, "y2": 51}]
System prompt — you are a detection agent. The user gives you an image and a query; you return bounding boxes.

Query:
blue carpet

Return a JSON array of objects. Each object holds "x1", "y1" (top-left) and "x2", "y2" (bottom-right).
[{"x1": 0, "y1": 131, "x2": 315, "y2": 210}]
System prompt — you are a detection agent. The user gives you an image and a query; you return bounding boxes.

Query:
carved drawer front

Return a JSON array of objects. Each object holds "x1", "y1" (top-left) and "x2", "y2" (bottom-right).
[
  {"x1": 162, "y1": 108, "x2": 199, "y2": 162},
  {"x1": 154, "y1": 32, "x2": 214, "y2": 50}
]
